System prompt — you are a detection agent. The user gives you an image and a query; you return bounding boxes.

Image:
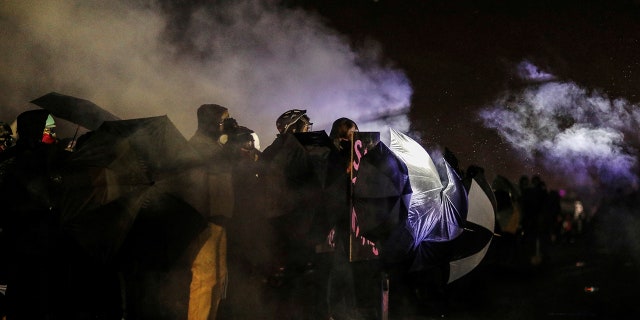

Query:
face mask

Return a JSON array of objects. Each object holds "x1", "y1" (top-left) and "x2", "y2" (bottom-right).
[{"x1": 339, "y1": 139, "x2": 351, "y2": 151}]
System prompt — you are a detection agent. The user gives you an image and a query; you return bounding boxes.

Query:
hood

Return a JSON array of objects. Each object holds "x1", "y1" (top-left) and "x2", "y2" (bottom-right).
[
  {"x1": 196, "y1": 104, "x2": 228, "y2": 138},
  {"x1": 16, "y1": 109, "x2": 50, "y2": 147}
]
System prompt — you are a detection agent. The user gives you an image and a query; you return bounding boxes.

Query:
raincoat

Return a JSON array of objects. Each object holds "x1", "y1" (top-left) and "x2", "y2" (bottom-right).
[
  {"x1": 186, "y1": 105, "x2": 234, "y2": 223},
  {"x1": 188, "y1": 224, "x2": 227, "y2": 320}
]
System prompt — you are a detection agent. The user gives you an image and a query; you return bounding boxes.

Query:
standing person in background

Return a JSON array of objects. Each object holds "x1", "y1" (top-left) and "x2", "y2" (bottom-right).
[
  {"x1": 546, "y1": 189, "x2": 563, "y2": 244},
  {"x1": 520, "y1": 175, "x2": 549, "y2": 266}
]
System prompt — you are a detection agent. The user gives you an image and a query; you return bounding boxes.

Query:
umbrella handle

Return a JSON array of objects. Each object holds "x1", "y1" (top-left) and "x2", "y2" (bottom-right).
[{"x1": 65, "y1": 125, "x2": 80, "y2": 151}]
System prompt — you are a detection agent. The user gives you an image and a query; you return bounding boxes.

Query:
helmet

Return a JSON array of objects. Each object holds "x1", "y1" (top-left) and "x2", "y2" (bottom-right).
[{"x1": 276, "y1": 109, "x2": 307, "y2": 134}]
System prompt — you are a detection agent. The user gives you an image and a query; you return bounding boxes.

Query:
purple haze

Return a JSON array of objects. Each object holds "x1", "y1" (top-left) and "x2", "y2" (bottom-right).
[{"x1": 480, "y1": 62, "x2": 639, "y2": 189}]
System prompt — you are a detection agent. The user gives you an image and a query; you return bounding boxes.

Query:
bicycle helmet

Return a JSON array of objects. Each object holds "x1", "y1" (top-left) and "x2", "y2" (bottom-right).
[{"x1": 276, "y1": 109, "x2": 307, "y2": 134}]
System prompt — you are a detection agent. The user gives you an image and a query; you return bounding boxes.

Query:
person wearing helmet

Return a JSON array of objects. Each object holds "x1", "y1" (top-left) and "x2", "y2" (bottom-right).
[
  {"x1": 261, "y1": 109, "x2": 312, "y2": 163},
  {"x1": 276, "y1": 109, "x2": 313, "y2": 135},
  {"x1": 258, "y1": 109, "x2": 327, "y2": 318}
]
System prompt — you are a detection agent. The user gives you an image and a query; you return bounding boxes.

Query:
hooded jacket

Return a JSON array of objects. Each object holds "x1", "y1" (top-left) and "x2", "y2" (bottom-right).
[
  {"x1": 186, "y1": 104, "x2": 234, "y2": 223},
  {"x1": 0, "y1": 109, "x2": 63, "y2": 218},
  {"x1": 17, "y1": 109, "x2": 51, "y2": 147},
  {"x1": 195, "y1": 104, "x2": 228, "y2": 141}
]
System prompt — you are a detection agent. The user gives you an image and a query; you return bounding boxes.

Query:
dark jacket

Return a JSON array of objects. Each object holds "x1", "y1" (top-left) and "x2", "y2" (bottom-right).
[{"x1": 0, "y1": 109, "x2": 67, "y2": 319}]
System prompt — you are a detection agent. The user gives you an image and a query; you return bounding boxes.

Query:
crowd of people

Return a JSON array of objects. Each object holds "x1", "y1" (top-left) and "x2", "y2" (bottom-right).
[
  {"x1": 490, "y1": 173, "x2": 582, "y2": 269},
  {"x1": 0, "y1": 106, "x2": 365, "y2": 320},
  {"x1": 0, "y1": 105, "x2": 585, "y2": 320}
]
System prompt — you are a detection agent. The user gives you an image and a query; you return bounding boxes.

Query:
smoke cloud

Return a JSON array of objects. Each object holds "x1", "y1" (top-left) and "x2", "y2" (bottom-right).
[
  {"x1": 0, "y1": 0, "x2": 412, "y2": 147},
  {"x1": 479, "y1": 61, "x2": 640, "y2": 189}
]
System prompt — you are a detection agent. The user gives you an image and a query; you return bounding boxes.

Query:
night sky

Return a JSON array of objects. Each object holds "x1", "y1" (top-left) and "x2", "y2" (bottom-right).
[{"x1": 293, "y1": 0, "x2": 640, "y2": 191}]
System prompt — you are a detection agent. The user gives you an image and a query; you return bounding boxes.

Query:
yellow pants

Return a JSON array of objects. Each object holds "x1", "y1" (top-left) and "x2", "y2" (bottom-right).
[{"x1": 188, "y1": 223, "x2": 228, "y2": 320}]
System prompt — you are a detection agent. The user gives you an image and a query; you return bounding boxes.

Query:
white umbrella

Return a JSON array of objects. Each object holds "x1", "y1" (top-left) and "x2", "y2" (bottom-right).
[
  {"x1": 388, "y1": 128, "x2": 468, "y2": 272},
  {"x1": 448, "y1": 178, "x2": 496, "y2": 283}
]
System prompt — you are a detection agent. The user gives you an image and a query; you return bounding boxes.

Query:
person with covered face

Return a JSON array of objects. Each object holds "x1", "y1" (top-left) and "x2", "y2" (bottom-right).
[{"x1": 260, "y1": 108, "x2": 315, "y2": 256}]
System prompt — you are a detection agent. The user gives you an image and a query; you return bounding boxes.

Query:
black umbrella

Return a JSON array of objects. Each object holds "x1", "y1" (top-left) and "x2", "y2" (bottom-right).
[
  {"x1": 31, "y1": 92, "x2": 120, "y2": 130},
  {"x1": 352, "y1": 140, "x2": 411, "y2": 243},
  {"x1": 57, "y1": 116, "x2": 205, "y2": 264}
]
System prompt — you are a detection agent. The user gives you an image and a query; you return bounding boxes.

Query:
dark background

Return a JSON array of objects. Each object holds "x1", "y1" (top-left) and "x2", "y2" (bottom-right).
[{"x1": 283, "y1": 0, "x2": 640, "y2": 190}]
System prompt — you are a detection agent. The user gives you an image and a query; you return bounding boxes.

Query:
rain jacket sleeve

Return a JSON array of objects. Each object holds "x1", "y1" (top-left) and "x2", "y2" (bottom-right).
[{"x1": 188, "y1": 223, "x2": 228, "y2": 320}]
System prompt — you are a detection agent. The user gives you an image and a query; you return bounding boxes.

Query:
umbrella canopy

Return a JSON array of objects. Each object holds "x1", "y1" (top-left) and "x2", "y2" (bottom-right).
[
  {"x1": 448, "y1": 176, "x2": 496, "y2": 283},
  {"x1": 31, "y1": 92, "x2": 120, "y2": 130},
  {"x1": 57, "y1": 115, "x2": 204, "y2": 264},
  {"x1": 388, "y1": 128, "x2": 467, "y2": 245},
  {"x1": 352, "y1": 140, "x2": 411, "y2": 242}
]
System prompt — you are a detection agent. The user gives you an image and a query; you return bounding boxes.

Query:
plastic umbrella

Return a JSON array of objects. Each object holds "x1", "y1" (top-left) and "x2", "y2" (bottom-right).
[
  {"x1": 388, "y1": 128, "x2": 468, "y2": 272},
  {"x1": 388, "y1": 129, "x2": 467, "y2": 242},
  {"x1": 30, "y1": 92, "x2": 120, "y2": 130},
  {"x1": 385, "y1": 128, "x2": 495, "y2": 282}
]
